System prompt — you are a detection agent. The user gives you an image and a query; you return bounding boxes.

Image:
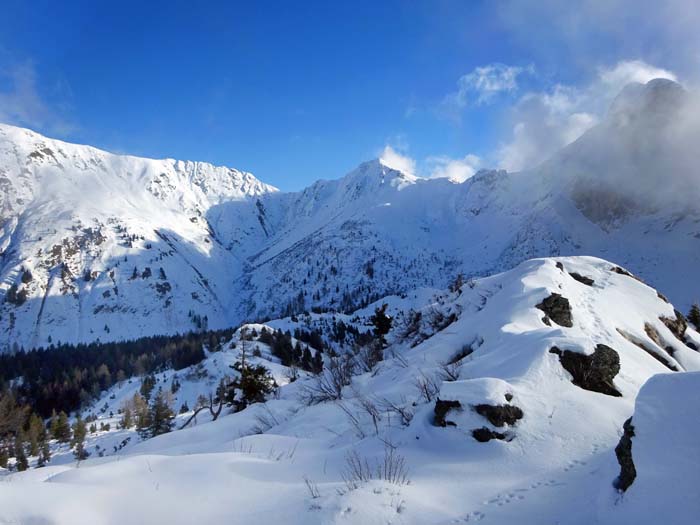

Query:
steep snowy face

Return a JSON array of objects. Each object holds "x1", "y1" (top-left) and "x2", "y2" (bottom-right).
[
  {"x1": 609, "y1": 372, "x2": 700, "y2": 524},
  {"x1": 0, "y1": 123, "x2": 276, "y2": 350}
]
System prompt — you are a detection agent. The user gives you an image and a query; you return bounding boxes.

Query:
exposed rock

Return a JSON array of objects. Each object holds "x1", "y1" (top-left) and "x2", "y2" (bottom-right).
[
  {"x1": 536, "y1": 293, "x2": 573, "y2": 327},
  {"x1": 644, "y1": 323, "x2": 664, "y2": 348},
  {"x1": 660, "y1": 310, "x2": 688, "y2": 343},
  {"x1": 541, "y1": 316, "x2": 551, "y2": 326},
  {"x1": 504, "y1": 393, "x2": 513, "y2": 402},
  {"x1": 617, "y1": 328, "x2": 679, "y2": 371},
  {"x1": 614, "y1": 417, "x2": 637, "y2": 491},
  {"x1": 472, "y1": 427, "x2": 507, "y2": 442},
  {"x1": 550, "y1": 344, "x2": 622, "y2": 397},
  {"x1": 555, "y1": 261, "x2": 564, "y2": 271},
  {"x1": 657, "y1": 291, "x2": 669, "y2": 303},
  {"x1": 569, "y1": 272, "x2": 594, "y2": 286},
  {"x1": 434, "y1": 398, "x2": 461, "y2": 427},
  {"x1": 611, "y1": 265, "x2": 646, "y2": 284},
  {"x1": 474, "y1": 404, "x2": 524, "y2": 427}
]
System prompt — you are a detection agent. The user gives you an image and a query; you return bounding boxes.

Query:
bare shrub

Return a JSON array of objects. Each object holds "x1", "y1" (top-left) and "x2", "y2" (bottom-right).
[
  {"x1": 413, "y1": 371, "x2": 440, "y2": 403},
  {"x1": 252, "y1": 404, "x2": 280, "y2": 434},
  {"x1": 379, "y1": 396, "x2": 414, "y2": 427},
  {"x1": 354, "y1": 343, "x2": 383, "y2": 374},
  {"x1": 303, "y1": 475, "x2": 321, "y2": 499},
  {"x1": 438, "y1": 361, "x2": 461, "y2": 382},
  {"x1": 337, "y1": 401, "x2": 366, "y2": 439},
  {"x1": 300, "y1": 355, "x2": 355, "y2": 405},
  {"x1": 340, "y1": 447, "x2": 410, "y2": 492},
  {"x1": 388, "y1": 348, "x2": 410, "y2": 368}
]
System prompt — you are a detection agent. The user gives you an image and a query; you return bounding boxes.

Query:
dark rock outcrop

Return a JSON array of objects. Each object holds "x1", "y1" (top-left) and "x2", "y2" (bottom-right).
[
  {"x1": 660, "y1": 310, "x2": 688, "y2": 343},
  {"x1": 657, "y1": 291, "x2": 669, "y2": 303},
  {"x1": 614, "y1": 417, "x2": 637, "y2": 491},
  {"x1": 474, "y1": 404, "x2": 524, "y2": 427},
  {"x1": 536, "y1": 293, "x2": 573, "y2": 327},
  {"x1": 472, "y1": 427, "x2": 507, "y2": 442},
  {"x1": 550, "y1": 344, "x2": 622, "y2": 397},
  {"x1": 569, "y1": 272, "x2": 594, "y2": 286},
  {"x1": 617, "y1": 328, "x2": 679, "y2": 372},
  {"x1": 434, "y1": 399, "x2": 461, "y2": 427},
  {"x1": 610, "y1": 266, "x2": 645, "y2": 283}
]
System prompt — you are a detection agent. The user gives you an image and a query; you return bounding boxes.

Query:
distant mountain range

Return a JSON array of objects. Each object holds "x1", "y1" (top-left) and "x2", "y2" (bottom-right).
[{"x1": 1, "y1": 78, "x2": 698, "y2": 350}]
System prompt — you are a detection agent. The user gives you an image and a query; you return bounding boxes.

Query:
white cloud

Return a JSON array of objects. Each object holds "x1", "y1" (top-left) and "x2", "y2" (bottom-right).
[
  {"x1": 440, "y1": 63, "x2": 533, "y2": 121},
  {"x1": 496, "y1": 60, "x2": 678, "y2": 171},
  {"x1": 426, "y1": 154, "x2": 481, "y2": 182},
  {"x1": 0, "y1": 60, "x2": 74, "y2": 135},
  {"x1": 597, "y1": 60, "x2": 676, "y2": 93},
  {"x1": 379, "y1": 145, "x2": 416, "y2": 176}
]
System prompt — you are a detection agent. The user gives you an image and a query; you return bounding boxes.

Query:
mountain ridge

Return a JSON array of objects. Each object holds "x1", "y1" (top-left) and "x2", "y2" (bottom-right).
[{"x1": 0, "y1": 79, "x2": 699, "y2": 351}]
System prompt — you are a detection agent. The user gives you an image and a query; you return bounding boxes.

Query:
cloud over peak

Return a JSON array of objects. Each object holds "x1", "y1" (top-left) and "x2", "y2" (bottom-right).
[{"x1": 496, "y1": 59, "x2": 679, "y2": 172}]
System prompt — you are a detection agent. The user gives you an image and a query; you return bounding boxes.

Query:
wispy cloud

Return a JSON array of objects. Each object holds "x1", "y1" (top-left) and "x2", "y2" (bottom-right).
[
  {"x1": 439, "y1": 63, "x2": 534, "y2": 122},
  {"x1": 426, "y1": 154, "x2": 481, "y2": 182},
  {"x1": 0, "y1": 60, "x2": 75, "y2": 135},
  {"x1": 379, "y1": 145, "x2": 416, "y2": 176},
  {"x1": 496, "y1": 60, "x2": 677, "y2": 171}
]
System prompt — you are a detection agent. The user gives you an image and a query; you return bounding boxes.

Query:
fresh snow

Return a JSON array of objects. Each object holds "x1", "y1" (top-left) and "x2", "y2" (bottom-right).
[{"x1": 2, "y1": 255, "x2": 699, "y2": 524}]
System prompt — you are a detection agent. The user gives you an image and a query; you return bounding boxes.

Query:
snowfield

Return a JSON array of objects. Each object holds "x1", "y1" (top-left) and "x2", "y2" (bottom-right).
[{"x1": 2, "y1": 256, "x2": 699, "y2": 524}]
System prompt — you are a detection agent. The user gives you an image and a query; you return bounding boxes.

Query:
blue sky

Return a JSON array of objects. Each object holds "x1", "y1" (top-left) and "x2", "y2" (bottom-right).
[{"x1": 0, "y1": 0, "x2": 697, "y2": 190}]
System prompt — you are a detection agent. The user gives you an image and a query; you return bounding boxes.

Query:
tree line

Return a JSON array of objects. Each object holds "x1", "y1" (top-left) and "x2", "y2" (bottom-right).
[{"x1": 0, "y1": 327, "x2": 237, "y2": 419}]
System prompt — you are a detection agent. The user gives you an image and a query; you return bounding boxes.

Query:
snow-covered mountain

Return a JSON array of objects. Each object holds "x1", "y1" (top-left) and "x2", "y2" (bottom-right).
[
  {"x1": 1, "y1": 78, "x2": 699, "y2": 350},
  {"x1": 2, "y1": 256, "x2": 699, "y2": 524}
]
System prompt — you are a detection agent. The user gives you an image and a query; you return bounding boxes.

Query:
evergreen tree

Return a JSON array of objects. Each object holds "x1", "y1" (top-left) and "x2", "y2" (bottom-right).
[
  {"x1": 120, "y1": 406, "x2": 133, "y2": 429},
  {"x1": 370, "y1": 303, "x2": 392, "y2": 348},
  {"x1": 312, "y1": 351, "x2": 323, "y2": 375},
  {"x1": 37, "y1": 422, "x2": 50, "y2": 467},
  {"x1": 71, "y1": 417, "x2": 89, "y2": 460},
  {"x1": 14, "y1": 432, "x2": 28, "y2": 471},
  {"x1": 229, "y1": 361, "x2": 276, "y2": 411},
  {"x1": 149, "y1": 389, "x2": 174, "y2": 437},
  {"x1": 0, "y1": 445, "x2": 8, "y2": 468},
  {"x1": 52, "y1": 411, "x2": 72, "y2": 443},
  {"x1": 301, "y1": 346, "x2": 313, "y2": 371},
  {"x1": 133, "y1": 394, "x2": 152, "y2": 438},
  {"x1": 26, "y1": 413, "x2": 43, "y2": 456},
  {"x1": 689, "y1": 302, "x2": 700, "y2": 331},
  {"x1": 140, "y1": 374, "x2": 156, "y2": 401}
]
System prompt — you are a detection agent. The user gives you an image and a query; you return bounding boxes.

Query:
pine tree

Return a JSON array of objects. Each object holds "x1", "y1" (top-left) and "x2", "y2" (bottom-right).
[
  {"x1": 52, "y1": 411, "x2": 72, "y2": 443},
  {"x1": 312, "y1": 350, "x2": 323, "y2": 375},
  {"x1": 71, "y1": 417, "x2": 89, "y2": 460},
  {"x1": 27, "y1": 413, "x2": 43, "y2": 456},
  {"x1": 370, "y1": 303, "x2": 392, "y2": 348},
  {"x1": 134, "y1": 394, "x2": 152, "y2": 438},
  {"x1": 37, "y1": 440, "x2": 51, "y2": 467},
  {"x1": 301, "y1": 346, "x2": 313, "y2": 371},
  {"x1": 149, "y1": 389, "x2": 174, "y2": 437},
  {"x1": 120, "y1": 406, "x2": 133, "y2": 429},
  {"x1": 140, "y1": 374, "x2": 156, "y2": 401},
  {"x1": 0, "y1": 445, "x2": 8, "y2": 468},
  {"x1": 37, "y1": 422, "x2": 51, "y2": 467},
  {"x1": 689, "y1": 303, "x2": 700, "y2": 331},
  {"x1": 230, "y1": 362, "x2": 276, "y2": 411},
  {"x1": 14, "y1": 432, "x2": 28, "y2": 471}
]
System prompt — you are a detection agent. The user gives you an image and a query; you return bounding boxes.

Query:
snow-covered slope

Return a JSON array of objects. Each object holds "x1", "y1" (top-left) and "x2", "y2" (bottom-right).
[
  {"x1": 1, "y1": 78, "x2": 699, "y2": 351},
  {"x1": 2, "y1": 256, "x2": 699, "y2": 524},
  {"x1": 0, "y1": 123, "x2": 277, "y2": 349}
]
